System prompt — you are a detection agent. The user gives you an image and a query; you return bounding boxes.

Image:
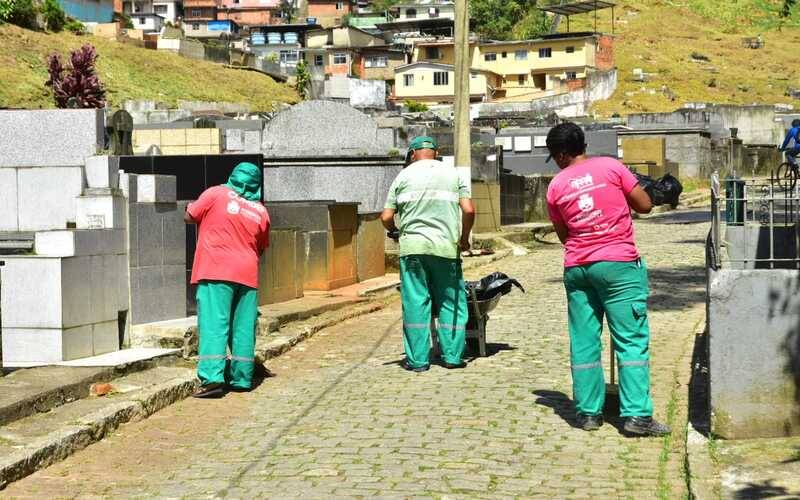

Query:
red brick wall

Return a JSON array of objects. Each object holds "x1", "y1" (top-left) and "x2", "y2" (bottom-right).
[
  {"x1": 308, "y1": 2, "x2": 351, "y2": 17},
  {"x1": 596, "y1": 35, "x2": 614, "y2": 70},
  {"x1": 567, "y1": 78, "x2": 586, "y2": 91},
  {"x1": 218, "y1": 9, "x2": 273, "y2": 25}
]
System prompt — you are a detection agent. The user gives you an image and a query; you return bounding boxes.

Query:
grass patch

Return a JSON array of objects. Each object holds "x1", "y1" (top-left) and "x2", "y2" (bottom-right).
[
  {"x1": 681, "y1": 177, "x2": 712, "y2": 194},
  {"x1": 556, "y1": 0, "x2": 800, "y2": 116},
  {"x1": 0, "y1": 24, "x2": 298, "y2": 110}
]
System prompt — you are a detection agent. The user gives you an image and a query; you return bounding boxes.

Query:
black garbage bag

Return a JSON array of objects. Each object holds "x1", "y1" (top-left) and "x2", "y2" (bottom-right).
[
  {"x1": 634, "y1": 172, "x2": 683, "y2": 208},
  {"x1": 465, "y1": 272, "x2": 525, "y2": 301}
]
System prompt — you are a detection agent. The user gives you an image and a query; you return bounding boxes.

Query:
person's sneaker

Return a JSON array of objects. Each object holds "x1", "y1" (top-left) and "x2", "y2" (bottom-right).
[
  {"x1": 401, "y1": 360, "x2": 430, "y2": 372},
  {"x1": 623, "y1": 416, "x2": 671, "y2": 437},
  {"x1": 443, "y1": 361, "x2": 467, "y2": 369},
  {"x1": 575, "y1": 413, "x2": 604, "y2": 431},
  {"x1": 192, "y1": 383, "x2": 225, "y2": 399}
]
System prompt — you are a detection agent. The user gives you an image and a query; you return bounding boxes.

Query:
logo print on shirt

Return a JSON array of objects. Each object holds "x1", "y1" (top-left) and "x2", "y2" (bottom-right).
[
  {"x1": 578, "y1": 194, "x2": 595, "y2": 212},
  {"x1": 227, "y1": 200, "x2": 241, "y2": 215},
  {"x1": 569, "y1": 174, "x2": 594, "y2": 190}
]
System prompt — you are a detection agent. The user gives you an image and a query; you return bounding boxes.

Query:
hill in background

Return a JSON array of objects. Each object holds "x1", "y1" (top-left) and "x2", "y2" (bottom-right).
[
  {"x1": 556, "y1": 0, "x2": 800, "y2": 116},
  {"x1": 0, "y1": 24, "x2": 298, "y2": 110}
]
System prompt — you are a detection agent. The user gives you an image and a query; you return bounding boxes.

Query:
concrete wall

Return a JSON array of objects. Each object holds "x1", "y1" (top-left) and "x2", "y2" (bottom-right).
[
  {"x1": 263, "y1": 162, "x2": 403, "y2": 213},
  {"x1": 59, "y1": 0, "x2": 114, "y2": 22},
  {"x1": 476, "y1": 69, "x2": 617, "y2": 119},
  {"x1": 356, "y1": 212, "x2": 385, "y2": 282},
  {"x1": 258, "y1": 228, "x2": 304, "y2": 305},
  {"x1": 500, "y1": 173, "x2": 526, "y2": 226},
  {"x1": 498, "y1": 127, "x2": 618, "y2": 176},
  {"x1": 708, "y1": 268, "x2": 800, "y2": 438},
  {"x1": 523, "y1": 175, "x2": 554, "y2": 222},
  {"x1": 132, "y1": 128, "x2": 222, "y2": 155},
  {"x1": 472, "y1": 181, "x2": 500, "y2": 233}
]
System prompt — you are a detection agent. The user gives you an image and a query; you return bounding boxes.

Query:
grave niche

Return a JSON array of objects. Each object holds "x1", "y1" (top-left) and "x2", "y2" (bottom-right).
[{"x1": 108, "y1": 110, "x2": 134, "y2": 156}]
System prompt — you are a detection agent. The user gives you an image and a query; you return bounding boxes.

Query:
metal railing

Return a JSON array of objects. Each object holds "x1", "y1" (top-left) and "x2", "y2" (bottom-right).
[{"x1": 710, "y1": 172, "x2": 800, "y2": 269}]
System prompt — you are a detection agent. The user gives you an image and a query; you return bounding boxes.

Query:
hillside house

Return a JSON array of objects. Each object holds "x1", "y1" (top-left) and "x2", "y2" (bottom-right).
[
  {"x1": 307, "y1": 0, "x2": 355, "y2": 27},
  {"x1": 394, "y1": 62, "x2": 491, "y2": 103},
  {"x1": 218, "y1": 0, "x2": 279, "y2": 26},
  {"x1": 394, "y1": 0, "x2": 454, "y2": 21},
  {"x1": 305, "y1": 26, "x2": 386, "y2": 77},
  {"x1": 131, "y1": 12, "x2": 165, "y2": 30},
  {"x1": 408, "y1": 32, "x2": 614, "y2": 102}
]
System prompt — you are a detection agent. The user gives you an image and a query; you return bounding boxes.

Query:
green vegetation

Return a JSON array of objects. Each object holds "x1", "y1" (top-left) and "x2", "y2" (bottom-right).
[
  {"x1": 295, "y1": 58, "x2": 311, "y2": 100},
  {"x1": 0, "y1": 24, "x2": 298, "y2": 109},
  {"x1": 41, "y1": 0, "x2": 66, "y2": 32},
  {"x1": 0, "y1": 0, "x2": 37, "y2": 29},
  {"x1": 403, "y1": 99, "x2": 429, "y2": 112}
]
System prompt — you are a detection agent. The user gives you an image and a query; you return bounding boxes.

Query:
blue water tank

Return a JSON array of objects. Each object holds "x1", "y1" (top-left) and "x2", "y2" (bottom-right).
[
  {"x1": 251, "y1": 33, "x2": 266, "y2": 45},
  {"x1": 283, "y1": 32, "x2": 298, "y2": 44},
  {"x1": 267, "y1": 32, "x2": 282, "y2": 44}
]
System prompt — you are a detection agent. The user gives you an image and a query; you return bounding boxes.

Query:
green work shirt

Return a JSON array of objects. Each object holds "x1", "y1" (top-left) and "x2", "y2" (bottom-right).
[{"x1": 385, "y1": 159, "x2": 471, "y2": 259}]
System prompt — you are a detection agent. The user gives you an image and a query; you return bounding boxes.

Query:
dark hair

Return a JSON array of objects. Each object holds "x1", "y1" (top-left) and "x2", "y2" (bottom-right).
[
  {"x1": 546, "y1": 122, "x2": 587, "y2": 158},
  {"x1": 793, "y1": 119, "x2": 800, "y2": 128}
]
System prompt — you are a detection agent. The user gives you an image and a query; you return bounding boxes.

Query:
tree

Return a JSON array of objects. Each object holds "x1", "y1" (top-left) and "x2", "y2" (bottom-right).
[
  {"x1": 469, "y1": 0, "x2": 522, "y2": 40},
  {"x1": 279, "y1": 0, "x2": 296, "y2": 22},
  {"x1": 295, "y1": 58, "x2": 311, "y2": 100},
  {"x1": 46, "y1": 44, "x2": 106, "y2": 108},
  {"x1": 42, "y1": 0, "x2": 66, "y2": 32},
  {"x1": 2, "y1": 0, "x2": 38, "y2": 29},
  {"x1": 370, "y1": 0, "x2": 398, "y2": 14}
]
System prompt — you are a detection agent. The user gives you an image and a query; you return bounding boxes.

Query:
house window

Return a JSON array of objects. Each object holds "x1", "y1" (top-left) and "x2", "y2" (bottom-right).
[
  {"x1": 566, "y1": 71, "x2": 577, "y2": 80},
  {"x1": 484, "y1": 52, "x2": 497, "y2": 62},
  {"x1": 138, "y1": 17, "x2": 146, "y2": 24},
  {"x1": 501, "y1": 51, "x2": 507, "y2": 58},
  {"x1": 280, "y1": 50, "x2": 299, "y2": 63},
  {"x1": 336, "y1": 1, "x2": 344, "y2": 10},
  {"x1": 426, "y1": 47, "x2": 440, "y2": 60},
  {"x1": 518, "y1": 75, "x2": 525, "y2": 85},
  {"x1": 192, "y1": 22, "x2": 200, "y2": 29},
  {"x1": 515, "y1": 50, "x2": 527, "y2": 60},
  {"x1": 333, "y1": 52, "x2": 348, "y2": 64},
  {"x1": 539, "y1": 47, "x2": 552, "y2": 58},
  {"x1": 154, "y1": 4, "x2": 167, "y2": 13},
  {"x1": 365, "y1": 55, "x2": 387, "y2": 68},
  {"x1": 566, "y1": 46, "x2": 575, "y2": 53},
  {"x1": 314, "y1": 54, "x2": 324, "y2": 66},
  {"x1": 433, "y1": 71, "x2": 448, "y2": 86},
  {"x1": 403, "y1": 74, "x2": 414, "y2": 86},
  {"x1": 406, "y1": 8, "x2": 416, "y2": 18},
  {"x1": 429, "y1": 7, "x2": 439, "y2": 17},
  {"x1": 191, "y1": 8, "x2": 201, "y2": 17}
]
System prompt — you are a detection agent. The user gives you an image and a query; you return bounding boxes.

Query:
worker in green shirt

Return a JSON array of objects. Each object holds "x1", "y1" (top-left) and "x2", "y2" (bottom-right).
[{"x1": 381, "y1": 136, "x2": 476, "y2": 372}]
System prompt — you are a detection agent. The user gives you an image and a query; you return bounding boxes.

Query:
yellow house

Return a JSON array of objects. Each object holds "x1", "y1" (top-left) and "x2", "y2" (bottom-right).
[
  {"x1": 410, "y1": 33, "x2": 615, "y2": 101},
  {"x1": 393, "y1": 62, "x2": 491, "y2": 103}
]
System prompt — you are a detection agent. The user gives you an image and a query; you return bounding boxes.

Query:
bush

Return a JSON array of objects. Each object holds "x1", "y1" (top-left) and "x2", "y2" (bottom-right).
[
  {"x1": 42, "y1": 0, "x2": 66, "y2": 31},
  {"x1": 113, "y1": 12, "x2": 133, "y2": 29},
  {"x1": 46, "y1": 44, "x2": 106, "y2": 108},
  {"x1": 403, "y1": 99, "x2": 429, "y2": 112},
  {"x1": 2, "y1": 0, "x2": 39, "y2": 29},
  {"x1": 64, "y1": 18, "x2": 85, "y2": 34}
]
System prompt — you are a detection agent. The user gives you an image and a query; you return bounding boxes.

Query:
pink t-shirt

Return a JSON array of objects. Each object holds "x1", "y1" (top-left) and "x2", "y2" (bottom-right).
[
  {"x1": 546, "y1": 157, "x2": 640, "y2": 268},
  {"x1": 187, "y1": 185, "x2": 270, "y2": 289}
]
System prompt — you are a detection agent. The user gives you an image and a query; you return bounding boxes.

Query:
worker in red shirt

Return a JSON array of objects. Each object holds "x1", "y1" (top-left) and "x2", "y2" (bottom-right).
[{"x1": 184, "y1": 162, "x2": 271, "y2": 398}]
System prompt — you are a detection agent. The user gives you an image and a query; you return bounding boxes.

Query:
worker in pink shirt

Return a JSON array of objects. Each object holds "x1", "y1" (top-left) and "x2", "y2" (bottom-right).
[
  {"x1": 545, "y1": 122, "x2": 669, "y2": 437},
  {"x1": 184, "y1": 162, "x2": 270, "y2": 398}
]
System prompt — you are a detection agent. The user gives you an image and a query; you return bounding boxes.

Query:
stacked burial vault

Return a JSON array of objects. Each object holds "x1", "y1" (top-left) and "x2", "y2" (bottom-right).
[{"x1": 0, "y1": 109, "x2": 186, "y2": 367}]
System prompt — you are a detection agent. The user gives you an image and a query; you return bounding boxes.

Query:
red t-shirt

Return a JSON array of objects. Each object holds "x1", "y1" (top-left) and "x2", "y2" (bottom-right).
[
  {"x1": 546, "y1": 157, "x2": 640, "y2": 268},
  {"x1": 187, "y1": 185, "x2": 270, "y2": 289}
]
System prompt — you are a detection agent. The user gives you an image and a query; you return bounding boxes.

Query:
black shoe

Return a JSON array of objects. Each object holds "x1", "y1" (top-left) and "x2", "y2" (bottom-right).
[
  {"x1": 623, "y1": 416, "x2": 671, "y2": 437},
  {"x1": 443, "y1": 361, "x2": 467, "y2": 369},
  {"x1": 575, "y1": 413, "x2": 603, "y2": 431},
  {"x1": 401, "y1": 360, "x2": 430, "y2": 372},
  {"x1": 192, "y1": 383, "x2": 225, "y2": 399},
  {"x1": 227, "y1": 385, "x2": 251, "y2": 393}
]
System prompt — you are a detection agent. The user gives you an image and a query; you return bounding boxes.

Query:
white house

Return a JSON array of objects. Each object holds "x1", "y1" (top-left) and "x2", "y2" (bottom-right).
[
  {"x1": 395, "y1": 0, "x2": 454, "y2": 21},
  {"x1": 152, "y1": 0, "x2": 182, "y2": 24},
  {"x1": 131, "y1": 12, "x2": 165, "y2": 31}
]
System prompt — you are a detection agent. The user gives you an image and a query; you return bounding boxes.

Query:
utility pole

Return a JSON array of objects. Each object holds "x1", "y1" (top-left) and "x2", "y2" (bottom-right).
[{"x1": 453, "y1": 0, "x2": 470, "y2": 174}]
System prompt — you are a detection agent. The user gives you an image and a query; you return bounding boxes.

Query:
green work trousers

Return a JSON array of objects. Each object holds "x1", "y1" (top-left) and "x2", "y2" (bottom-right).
[
  {"x1": 400, "y1": 255, "x2": 468, "y2": 368},
  {"x1": 196, "y1": 280, "x2": 258, "y2": 390},
  {"x1": 563, "y1": 259, "x2": 653, "y2": 417}
]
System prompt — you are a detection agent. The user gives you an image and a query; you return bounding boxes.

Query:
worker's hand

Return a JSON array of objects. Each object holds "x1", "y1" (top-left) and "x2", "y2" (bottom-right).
[{"x1": 459, "y1": 237, "x2": 471, "y2": 252}]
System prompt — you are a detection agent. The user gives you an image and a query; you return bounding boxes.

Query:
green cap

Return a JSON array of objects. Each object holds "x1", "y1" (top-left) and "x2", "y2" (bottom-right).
[{"x1": 408, "y1": 136, "x2": 438, "y2": 151}]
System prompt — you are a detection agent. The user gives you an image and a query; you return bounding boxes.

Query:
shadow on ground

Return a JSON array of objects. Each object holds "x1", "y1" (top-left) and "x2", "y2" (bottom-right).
[
  {"x1": 733, "y1": 480, "x2": 800, "y2": 499},
  {"x1": 533, "y1": 389, "x2": 630, "y2": 436},
  {"x1": 644, "y1": 210, "x2": 712, "y2": 225}
]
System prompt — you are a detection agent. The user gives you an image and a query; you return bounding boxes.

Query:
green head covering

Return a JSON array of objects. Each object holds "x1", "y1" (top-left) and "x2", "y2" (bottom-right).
[
  {"x1": 225, "y1": 162, "x2": 262, "y2": 202},
  {"x1": 408, "y1": 136, "x2": 438, "y2": 151}
]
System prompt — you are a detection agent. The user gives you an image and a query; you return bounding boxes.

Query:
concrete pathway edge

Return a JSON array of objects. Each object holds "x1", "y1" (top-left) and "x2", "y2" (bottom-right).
[{"x1": 0, "y1": 375, "x2": 197, "y2": 489}]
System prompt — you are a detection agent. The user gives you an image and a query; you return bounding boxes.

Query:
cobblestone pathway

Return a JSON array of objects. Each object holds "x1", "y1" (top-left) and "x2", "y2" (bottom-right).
[{"x1": 5, "y1": 212, "x2": 709, "y2": 499}]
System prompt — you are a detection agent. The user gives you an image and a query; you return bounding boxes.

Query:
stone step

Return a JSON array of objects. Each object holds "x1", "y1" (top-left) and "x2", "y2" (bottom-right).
[
  {"x1": 0, "y1": 365, "x2": 196, "y2": 489},
  {"x1": 0, "y1": 349, "x2": 180, "y2": 428}
]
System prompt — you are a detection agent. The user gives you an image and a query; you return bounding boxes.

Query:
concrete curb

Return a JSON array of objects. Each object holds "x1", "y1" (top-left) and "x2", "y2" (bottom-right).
[
  {"x1": 0, "y1": 373, "x2": 197, "y2": 489},
  {"x1": 686, "y1": 424, "x2": 719, "y2": 500}
]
